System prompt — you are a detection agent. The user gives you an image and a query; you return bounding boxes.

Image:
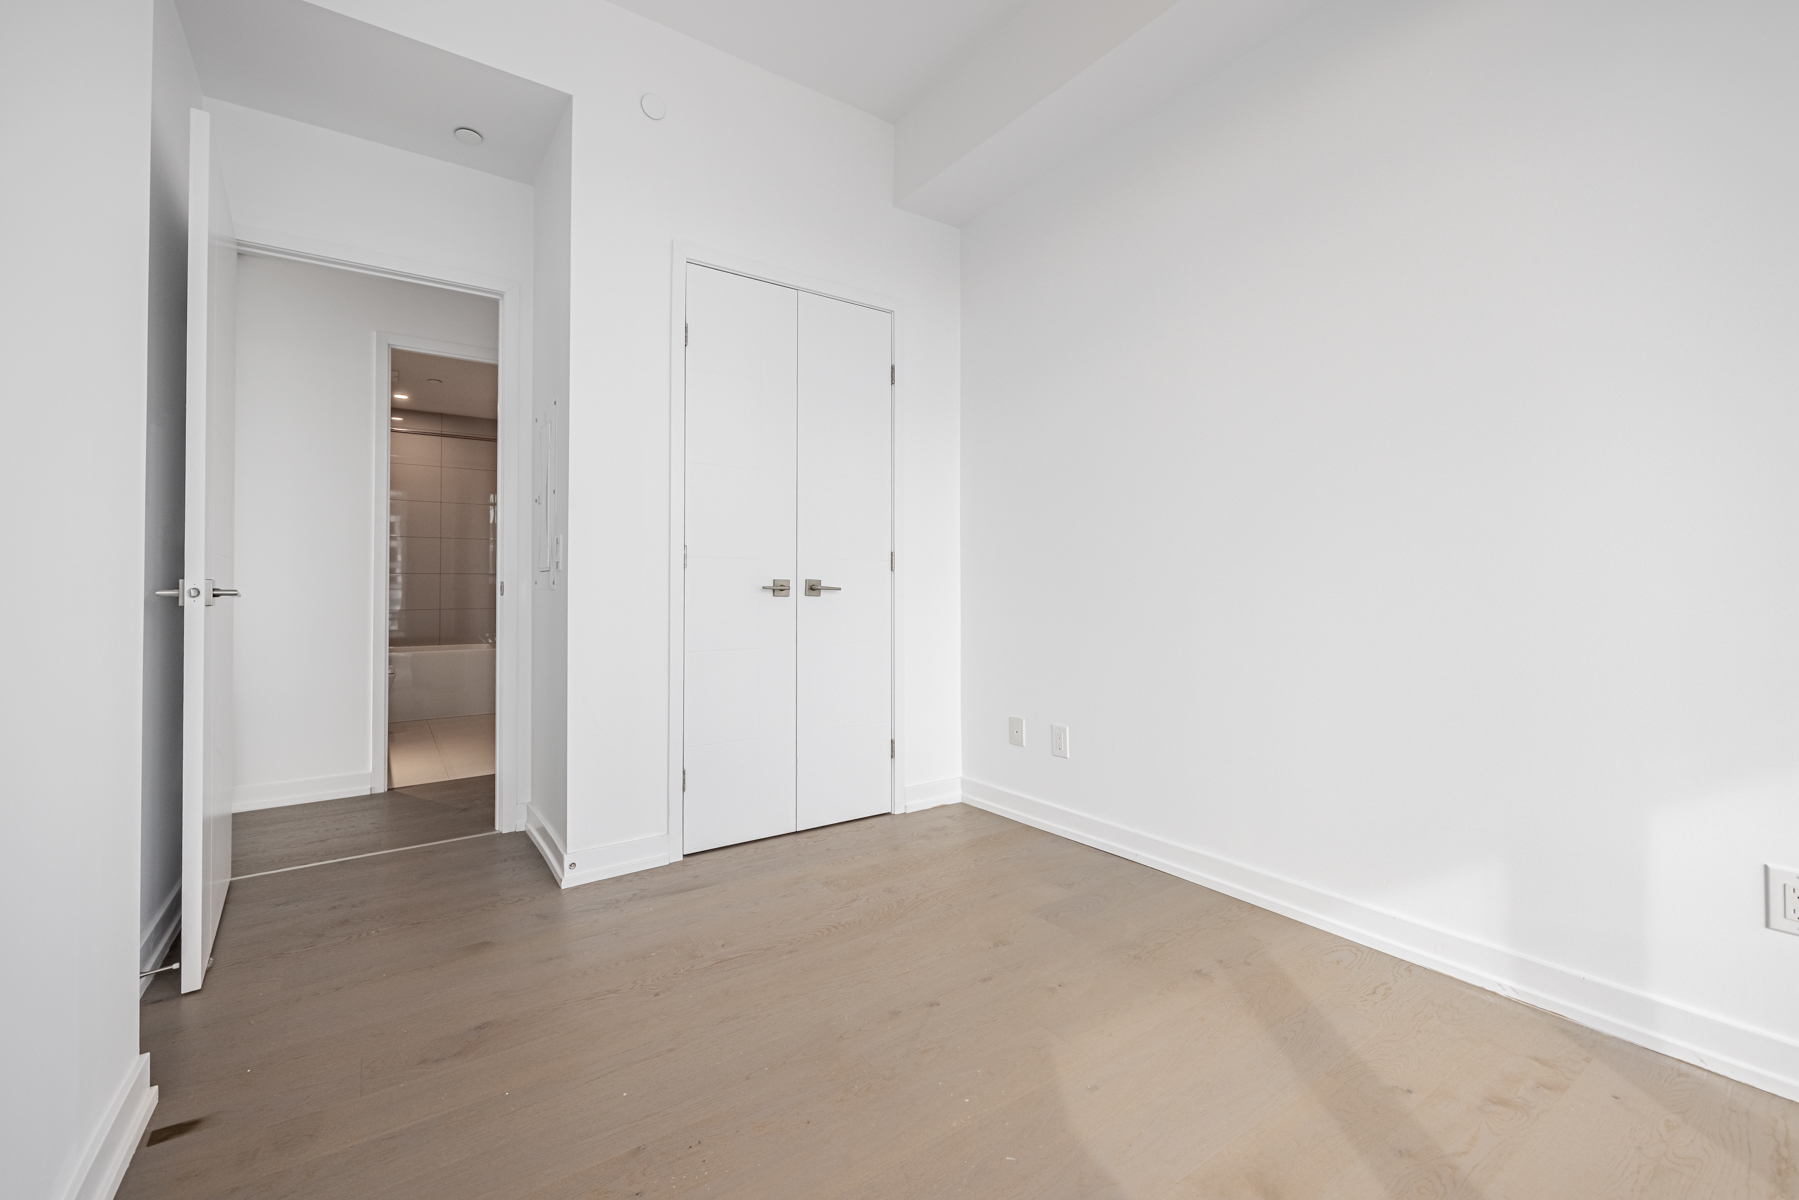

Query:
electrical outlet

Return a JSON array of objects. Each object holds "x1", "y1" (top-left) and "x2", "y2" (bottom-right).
[
  {"x1": 1050, "y1": 724, "x2": 1069, "y2": 759},
  {"x1": 1008, "y1": 716, "x2": 1026, "y2": 748},
  {"x1": 1767, "y1": 866, "x2": 1799, "y2": 936}
]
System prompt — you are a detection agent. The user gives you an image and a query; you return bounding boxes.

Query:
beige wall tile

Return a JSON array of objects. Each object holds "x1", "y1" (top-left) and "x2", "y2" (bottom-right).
[
  {"x1": 442, "y1": 467, "x2": 496, "y2": 505},
  {"x1": 441, "y1": 537, "x2": 493, "y2": 574},
  {"x1": 390, "y1": 535, "x2": 441, "y2": 573},
  {"x1": 442, "y1": 414, "x2": 497, "y2": 438},
  {"x1": 390, "y1": 462, "x2": 442, "y2": 503},
  {"x1": 390, "y1": 429, "x2": 442, "y2": 466},
  {"x1": 442, "y1": 574, "x2": 493, "y2": 610},
  {"x1": 390, "y1": 500, "x2": 441, "y2": 538},
  {"x1": 441, "y1": 609, "x2": 496, "y2": 645},
  {"x1": 442, "y1": 502, "x2": 493, "y2": 539},
  {"x1": 442, "y1": 438, "x2": 497, "y2": 470},
  {"x1": 393, "y1": 572, "x2": 441, "y2": 610},
  {"x1": 390, "y1": 609, "x2": 441, "y2": 645}
]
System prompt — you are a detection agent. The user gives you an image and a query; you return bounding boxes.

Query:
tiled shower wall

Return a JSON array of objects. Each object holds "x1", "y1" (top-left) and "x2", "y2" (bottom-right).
[{"x1": 389, "y1": 410, "x2": 498, "y2": 646}]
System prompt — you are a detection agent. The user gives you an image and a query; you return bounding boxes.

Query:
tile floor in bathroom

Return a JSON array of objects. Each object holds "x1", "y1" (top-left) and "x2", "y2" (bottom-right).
[{"x1": 388, "y1": 713, "x2": 496, "y2": 787}]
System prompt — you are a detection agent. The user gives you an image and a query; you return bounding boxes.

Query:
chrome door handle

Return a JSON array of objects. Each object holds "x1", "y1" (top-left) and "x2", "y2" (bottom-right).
[
  {"x1": 804, "y1": 579, "x2": 841, "y2": 597},
  {"x1": 761, "y1": 579, "x2": 791, "y2": 597},
  {"x1": 212, "y1": 588, "x2": 240, "y2": 598}
]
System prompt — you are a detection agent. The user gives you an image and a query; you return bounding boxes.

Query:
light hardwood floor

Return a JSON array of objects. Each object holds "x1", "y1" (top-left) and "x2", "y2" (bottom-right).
[
  {"x1": 230, "y1": 776, "x2": 496, "y2": 878},
  {"x1": 126, "y1": 805, "x2": 1796, "y2": 1199}
]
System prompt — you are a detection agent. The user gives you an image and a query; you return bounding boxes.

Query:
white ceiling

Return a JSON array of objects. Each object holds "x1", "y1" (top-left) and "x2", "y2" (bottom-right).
[
  {"x1": 176, "y1": 0, "x2": 569, "y2": 184},
  {"x1": 606, "y1": 0, "x2": 1038, "y2": 121},
  {"x1": 391, "y1": 350, "x2": 498, "y2": 421}
]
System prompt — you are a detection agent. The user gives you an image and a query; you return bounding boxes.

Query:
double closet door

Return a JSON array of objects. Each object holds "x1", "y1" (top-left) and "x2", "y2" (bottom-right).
[{"x1": 683, "y1": 264, "x2": 892, "y2": 854}]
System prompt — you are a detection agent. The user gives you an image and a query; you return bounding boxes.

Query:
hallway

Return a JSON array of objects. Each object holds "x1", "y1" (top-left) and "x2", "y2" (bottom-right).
[{"x1": 124, "y1": 805, "x2": 1796, "y2": 1199}]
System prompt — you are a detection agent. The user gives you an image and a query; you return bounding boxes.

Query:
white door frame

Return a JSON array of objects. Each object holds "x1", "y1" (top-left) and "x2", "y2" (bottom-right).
[
  {"x1": 666, "y1": 243, "x2": 903, "y2": 861},
  {"x1": 236, "y1": 233, "x2": 531, "y2": 833}
]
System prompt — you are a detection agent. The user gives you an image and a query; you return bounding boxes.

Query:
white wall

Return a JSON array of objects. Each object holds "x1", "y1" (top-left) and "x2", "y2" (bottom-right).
[
  {"x1": 207, "y1": 98, "x2": 536, "y2": 813},
  {"x1": 962, "y1": 0, "x2": 1799, "y2": 1098},
  {"x1": 0, "y1": 1, "x2": 160, "y2": 1196},
  {"x1": 207, "y1": 99, "x2": 536, "y2": 289},
  {"x1": 530, "y1": 103, "x2": 572, "y2": 850},
  {"x1": 141, "y1": 0, "x2": 201, "y2": 985},
  {"x1": 314, "y1": 0, "x2": 965, "y2": 879},
  {"x1": 233, "y1": 255, "x2": 498, "y2": 808}
]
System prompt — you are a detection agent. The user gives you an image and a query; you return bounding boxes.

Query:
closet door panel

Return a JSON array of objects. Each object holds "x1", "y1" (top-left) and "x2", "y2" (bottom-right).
[
  {"x1": 684, "y1": 266, "x2": 799, "y2": 853},
  {"x1": 797, "y1": 292, "x2": 893, "y2": 831}
]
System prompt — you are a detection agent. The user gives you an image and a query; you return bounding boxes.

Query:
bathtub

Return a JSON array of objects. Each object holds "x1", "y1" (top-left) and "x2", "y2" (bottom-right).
[{"x1": 388, "y1": 643, "x2": 495, "y2": 722}]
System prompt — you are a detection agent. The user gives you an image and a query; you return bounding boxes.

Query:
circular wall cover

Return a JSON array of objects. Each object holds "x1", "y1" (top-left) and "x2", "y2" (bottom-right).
[
  {"x1": 640, "y1": 94, "x2": 667, "y2": 120},
  {"x1": 453, "y1": 127, "x2": 484, "y2": 145}
]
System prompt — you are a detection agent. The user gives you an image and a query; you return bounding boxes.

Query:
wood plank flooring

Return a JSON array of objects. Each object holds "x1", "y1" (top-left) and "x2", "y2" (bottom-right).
[
  {"x1": 127, "y1": 805, "x2": 1796, "y2": 1199},
  {"x1": 230, "y1": 776, "x2": 496, "y2": 877}
]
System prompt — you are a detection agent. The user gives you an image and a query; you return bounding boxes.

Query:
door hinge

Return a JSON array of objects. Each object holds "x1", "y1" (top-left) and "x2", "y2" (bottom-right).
[
  {"x1": 685, "y1": 323, "x2": 689, "y2": 347},
  {"x1": 891, "y1": 739, "x2": 895, "y2": 759},
  {"x1": 684, "y1": 544, "x2": 688, "y2": 567},
  {"x1": 890, "y1": 551, "x2": 894, "y2": 572},
  {"x1": 682, "y1": 768, "x2": 686, "y2": 792},
  {"x1": 890, "y1": 363, "x2": 895, "y2": 385}
]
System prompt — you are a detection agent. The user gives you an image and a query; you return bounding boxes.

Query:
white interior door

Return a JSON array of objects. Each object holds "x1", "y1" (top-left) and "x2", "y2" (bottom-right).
[
  {"x1": 683, "y1": 266, "x2": 798, "y2": 853},
  {"x1": 181, "y1": 108, "x2": 238, "y2": 993},
  {"x1": 797, "y1": 294, "x2": 893, "y2": 829}
]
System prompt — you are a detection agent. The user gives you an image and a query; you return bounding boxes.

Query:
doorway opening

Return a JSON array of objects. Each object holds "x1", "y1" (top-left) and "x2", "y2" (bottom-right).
[{"x1": 385, "y1": 348, "x2": 501, "y2": 793}]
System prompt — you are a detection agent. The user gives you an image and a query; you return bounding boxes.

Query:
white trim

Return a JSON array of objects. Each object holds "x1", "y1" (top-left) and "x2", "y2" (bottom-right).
[
  {"x1": 903, "y1": 777, "x2": 965, "y2": 812},
  {"x1": 138, "y1": 881, "x2": 182, "y2": 997},
  {"x1": 59, "y1": 1053, "x2": 157, "y2": 1200},
  {"x1": 236, "y1": 227, "x2": 515, "y2": 298},
  {"x1": 961, "y1": 777, "x2": 1799, "y2": 1104},
  {"x1": 526, "y1": 806, "x2": 670, "y2": 888},
  {"x1": 235, "y1": 229, "x2": 530, "y2": 837},
  {"x1": 231, "y1": 772, "x2": 373, "y2": 813},
  {"x1": 667, "y1": 243, "x2": 905, "y2": 864}
]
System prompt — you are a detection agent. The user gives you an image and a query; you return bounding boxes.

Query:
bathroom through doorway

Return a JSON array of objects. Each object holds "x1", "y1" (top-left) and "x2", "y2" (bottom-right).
[{"x1": 385, "y1": 346, "x2": 500, "y2": 791}]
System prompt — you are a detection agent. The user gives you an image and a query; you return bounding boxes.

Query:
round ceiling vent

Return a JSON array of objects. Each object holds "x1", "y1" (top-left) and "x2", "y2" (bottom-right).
[{"x1": 453, "y1": 127, "x2": 484, "y2": 145}]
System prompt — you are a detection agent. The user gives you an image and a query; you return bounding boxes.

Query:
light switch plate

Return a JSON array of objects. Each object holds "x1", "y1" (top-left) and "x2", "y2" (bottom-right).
[
  {"x1": 1050, "y1": 724, "x2": 1069, "y2": 759},
  {"x1": 1008, "y1": 716, "x2": 1025, "y2": 748},
  {"x1": 1767, "y1": 866, "x2": 1799, "y2": 936}
]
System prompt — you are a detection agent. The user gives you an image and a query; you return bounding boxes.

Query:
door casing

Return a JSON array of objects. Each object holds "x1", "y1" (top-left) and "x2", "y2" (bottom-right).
[
  {"x1": 234, "y1": 236, "x2": 530, "y2": 834},
  {"x1": 666, "y1": 244, "x2": 904, "y2": 862}
]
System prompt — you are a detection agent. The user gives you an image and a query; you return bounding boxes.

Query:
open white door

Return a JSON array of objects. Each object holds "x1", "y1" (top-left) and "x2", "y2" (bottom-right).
[{"x1": 180, "y1": 108, "x2": 237, "y2": 993}]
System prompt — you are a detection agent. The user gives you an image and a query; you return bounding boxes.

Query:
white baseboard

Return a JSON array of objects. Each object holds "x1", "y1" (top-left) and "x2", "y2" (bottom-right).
[
  {"x1": 60, "y1": 1053, "x2": 157, "y2": 1200},
  {"x1": 960, "y1": 777, "x2": 1799, "y2": 1105},
  {"x1": 138, "y1": 881, "x2": 181, "y2": 997},
  {"x1": 232, "y1": 771, "x2": 374, "y2": 813},
  {"x1": 903, "y1": 776, "x2": 965, "y2": 812},
  {"x1": 525, "y1": 806, "x2": 670, "y2": 889}
]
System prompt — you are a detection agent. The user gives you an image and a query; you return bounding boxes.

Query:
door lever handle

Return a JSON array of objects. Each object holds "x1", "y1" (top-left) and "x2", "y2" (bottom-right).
[
  {"x1": 761, "y1": 579, "x2": 792, "y2": 597},
  {"x1": 212, "y1": 588, "x2": 240, "y2": 598},
  {"x1": 804, "y1": 579, "x2": 842, "y2": 597},
  {"x1": 154, "y1": 579, "x2": 186, "y2": 606}
]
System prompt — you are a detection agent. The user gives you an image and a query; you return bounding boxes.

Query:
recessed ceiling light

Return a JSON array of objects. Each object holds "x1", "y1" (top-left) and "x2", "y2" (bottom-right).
[
  {"x1": 393, "y1": 393, "x2": 409, "y2": 400},
  {"x1": 640, "y1": 94, "x2": 666, "y2": 121},
  {"x1": 453, "y1": 127, "x2": 483, "y2": 145},
  {"x1": 392, "y1": 416, "x2": 403, "y2": 422}
]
